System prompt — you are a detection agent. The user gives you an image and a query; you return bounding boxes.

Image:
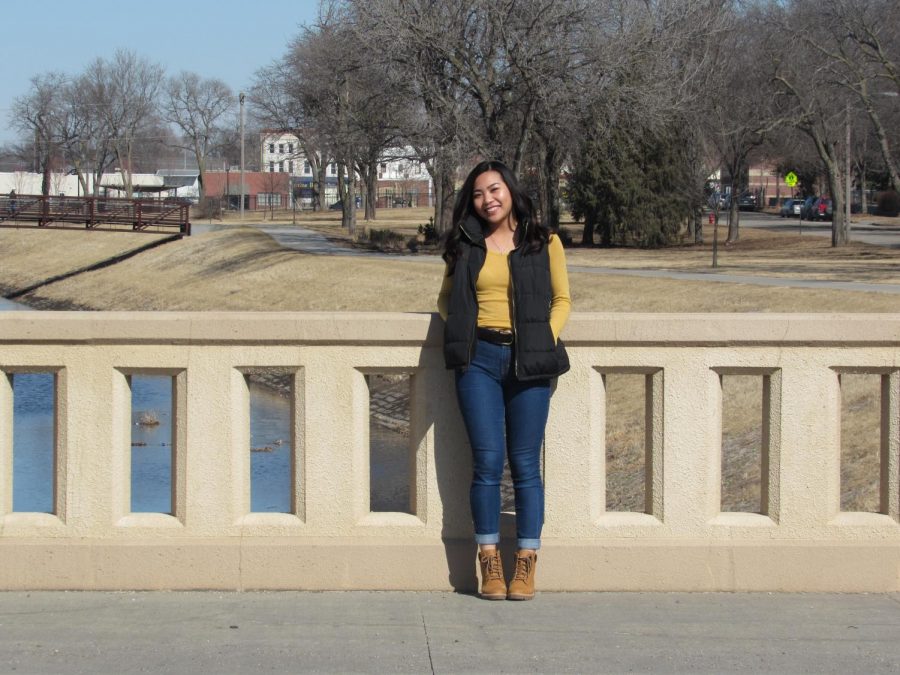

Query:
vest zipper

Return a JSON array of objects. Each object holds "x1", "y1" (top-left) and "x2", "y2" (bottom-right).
[
  {"x1": 508, "y1": 252, "x2": 520, "y2": 379},
  {"x1": 508, "y1": 218, "x2": 528, "y2": 380}
]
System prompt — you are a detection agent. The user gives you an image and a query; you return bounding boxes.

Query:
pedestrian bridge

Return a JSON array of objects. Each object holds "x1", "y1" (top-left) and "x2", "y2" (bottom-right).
[{"x1": 0, "y1": 312, "x2": 898, "y2": 591}]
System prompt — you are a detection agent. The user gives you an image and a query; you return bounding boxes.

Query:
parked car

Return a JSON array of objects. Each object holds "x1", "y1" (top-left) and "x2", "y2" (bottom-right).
[
  {"x1": 328, "y1": 197, "x2": 362, "y2": 210},
  {"x1": 779, "y1": 198, "x2": 803, "y2": 217},
  {"x1": 737, "y1": 192, "x2": 759, "y2": 211},
  {"x1": 799, "y1": 196, "x2": 818, "y2": 220},
  {"x1": 810, "y1": 197, "x2": 833, "y2": 221}
]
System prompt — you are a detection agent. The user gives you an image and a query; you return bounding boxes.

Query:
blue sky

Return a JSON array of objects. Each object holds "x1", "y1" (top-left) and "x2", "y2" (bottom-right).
[{"x1": 0, "y1": 0, "x2": 321, "y2": 144}]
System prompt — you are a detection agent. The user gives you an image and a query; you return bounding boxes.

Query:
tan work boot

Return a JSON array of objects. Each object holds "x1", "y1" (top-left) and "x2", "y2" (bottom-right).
[
  {"x1": 477, "y1": 548, "x2": 507, "y2": 600},
  {"x1": 507, "y1": 550, "x2": 537, "y2": 600}
]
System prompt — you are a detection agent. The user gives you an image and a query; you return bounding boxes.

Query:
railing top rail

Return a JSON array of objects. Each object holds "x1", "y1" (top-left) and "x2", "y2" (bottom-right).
[{"x1": 0, "y1": 312, "x2": 898, "y2": 347}]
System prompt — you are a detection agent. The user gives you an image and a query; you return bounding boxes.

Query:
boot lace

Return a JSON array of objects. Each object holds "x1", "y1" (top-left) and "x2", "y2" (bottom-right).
[
  {"x1": 513, "y1": 554, "x2": 534, "y2": 582},
  {"x1": 483, "y1": 552, "x2": 503, "y2": 581}
]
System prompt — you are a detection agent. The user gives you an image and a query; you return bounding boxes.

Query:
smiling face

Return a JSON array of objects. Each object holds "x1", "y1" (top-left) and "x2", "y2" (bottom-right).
[{"x1": 472, "y1": 170, "x2": 515, "y2": 230}]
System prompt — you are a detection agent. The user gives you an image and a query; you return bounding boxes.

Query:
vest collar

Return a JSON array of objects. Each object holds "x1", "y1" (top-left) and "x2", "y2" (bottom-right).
[{"x1": 459, "y1": 215, "x2": 485, "y2": 247}]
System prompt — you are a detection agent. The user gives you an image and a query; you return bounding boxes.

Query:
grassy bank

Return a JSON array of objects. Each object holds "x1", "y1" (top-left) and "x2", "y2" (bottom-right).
[
  {"x1": 2, "y1": 226, "x2": 898, "y2": 313},
  {"x1": 0, "y1": 224, "x2": 893, "y2": 512}
]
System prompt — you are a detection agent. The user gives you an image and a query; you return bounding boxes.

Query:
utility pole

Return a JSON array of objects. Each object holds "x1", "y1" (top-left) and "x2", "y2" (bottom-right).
[{"x1": 239, "y1": 92, "x2": 245, "y2": 221}]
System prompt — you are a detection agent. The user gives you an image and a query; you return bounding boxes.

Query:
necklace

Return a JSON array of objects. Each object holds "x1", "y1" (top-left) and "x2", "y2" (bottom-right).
[{"x1": 486, "y1": 231, "x2": 515, "y2": 254}]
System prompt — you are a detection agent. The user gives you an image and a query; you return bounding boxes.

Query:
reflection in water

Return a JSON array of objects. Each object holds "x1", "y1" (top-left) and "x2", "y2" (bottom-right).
[
  {"x1": 12, "y1": 373, "x2": 55, "y2": 513},
  {"x1": 11, "y1": 375, "x2": 297, "y2": 514},
  {"x1": 130, "y1": 376, "x2": 173, "y2": 513},
  {"x1": 0, "y1": 298, "x2": 32, "y2": 311},
  {"x1": 250, "y1": 385, "x2": 292, "y2": 513},
  {"x1": 11, "y1": 372, "x2": 409, "y2": 516}
]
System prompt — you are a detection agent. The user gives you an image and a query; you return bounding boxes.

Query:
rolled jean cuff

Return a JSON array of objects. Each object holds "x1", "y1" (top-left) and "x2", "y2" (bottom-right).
[
  {"x1": 474, "y1": 533, "x2": 500, "y2": 546},
  {"x1": 517, "y1": 538, "x2": 541, "y2": 551}
]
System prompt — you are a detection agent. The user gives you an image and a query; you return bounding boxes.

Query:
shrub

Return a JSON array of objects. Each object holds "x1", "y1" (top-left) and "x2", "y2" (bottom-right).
[
  {"x1": 364, "y1": 228, "x2": 406, "y2": 248},
  {"x1": 876, "y1": 190, "x2": 900, "y2": 217},
  {"x1": 417, "y1": 217, "x2": 438, "y2": 244},
  {"x1": 195, "y1": 197, "x2": 222, "y2": 220}
]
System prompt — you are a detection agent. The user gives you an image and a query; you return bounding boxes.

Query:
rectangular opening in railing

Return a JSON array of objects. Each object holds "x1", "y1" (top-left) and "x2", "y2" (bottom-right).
[
  {"x1": 244, "y1": 368, "x2": 297, "y2": 514},
  {"x1": 129, "y1": 374, "x2": 174, "y2": 514},
  {"x1": 10, "y1": 371, "x2": 57, "y2": 513},
  {"x1": 600, "y1": 368, "x2": 663, "y2": 516},
  {"x1": 836, "y1": 369, "x2": 899, "y2": 517},
  {"x1": 720, "y1": 374, "x2": 763, "y2": 513},
  {"x1": 366, "y1": 373, "x2": 413, "y2": 514},
  {"x1": 604, "y1": 373, "x2": 646, "y2": 512},
  {"x1": 715, "y1": 369, "x2": 781, "y2": 519}
]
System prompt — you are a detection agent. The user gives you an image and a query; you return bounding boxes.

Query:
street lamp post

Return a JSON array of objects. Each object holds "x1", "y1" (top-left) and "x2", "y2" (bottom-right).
[{"x1": 239, "y1": 92, "x2": 245, "y2": 221}]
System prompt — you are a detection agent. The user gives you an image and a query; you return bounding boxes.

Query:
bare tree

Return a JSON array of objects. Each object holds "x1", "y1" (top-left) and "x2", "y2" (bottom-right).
[
  {"x1": 286, "y1": 10, "x2": 361, "y2": 234},
  {"x1": 787, "y1": 0, "x2": 900, "y2": 192},
  {"x1": 250, "y1": 59, "x2": 330, "y2": 211},
  {"x1": 163, "y1": 72, "x2": 234, "y2": 201},
  {"x1": 705, "y1": 10, "x2": 778, "y2": 243},
  {"x1": 9, "y1": 73, "x2": 67, "y2": 196},
  {"x1": 82, "y1": 49, "x2": 164, "y2": 198},
  {"x1": 764, "y1": 1, "x2": 856, "y2": 245}
]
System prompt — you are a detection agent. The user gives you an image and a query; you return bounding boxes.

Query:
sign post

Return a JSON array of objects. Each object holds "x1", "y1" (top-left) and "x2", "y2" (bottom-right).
[{"x1": 785, "y1": 171, "x2": 800, "y2": 235}]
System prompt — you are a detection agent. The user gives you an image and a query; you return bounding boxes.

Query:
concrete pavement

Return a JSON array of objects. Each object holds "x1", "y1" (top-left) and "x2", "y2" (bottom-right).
[{"x1": 1, "y1": 591, "x2": 899, "y2": 673}]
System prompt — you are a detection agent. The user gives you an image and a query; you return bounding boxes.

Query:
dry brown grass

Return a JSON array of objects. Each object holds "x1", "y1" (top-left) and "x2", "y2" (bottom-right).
[
  {"x1": 3, "y1": 226, "x2": 899, "y2": 313},
  {"x1": 1, "y1": 222, "x2": 894, "y2": 514}
]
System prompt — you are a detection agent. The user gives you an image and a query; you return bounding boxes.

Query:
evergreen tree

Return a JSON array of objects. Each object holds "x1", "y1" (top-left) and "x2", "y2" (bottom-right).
[{"x1": 570, "y1": 121, "x2": 697, "y2": 248}]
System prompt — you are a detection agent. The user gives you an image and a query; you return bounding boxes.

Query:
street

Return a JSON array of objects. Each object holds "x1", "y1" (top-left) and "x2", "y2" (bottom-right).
[{"x1": 730, "y1": 210, "x2": 900, "y2": 248}]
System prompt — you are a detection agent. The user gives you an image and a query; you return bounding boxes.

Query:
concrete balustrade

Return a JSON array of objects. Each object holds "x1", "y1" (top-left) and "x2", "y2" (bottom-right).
[{"x1": 0, "y1": 311, "x2": 898, "y2": 591}]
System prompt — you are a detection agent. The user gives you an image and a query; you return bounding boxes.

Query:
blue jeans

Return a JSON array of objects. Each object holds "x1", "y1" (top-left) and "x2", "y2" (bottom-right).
[{"x1": 455, "y1": 339, "x2": 550, "y2": 550}]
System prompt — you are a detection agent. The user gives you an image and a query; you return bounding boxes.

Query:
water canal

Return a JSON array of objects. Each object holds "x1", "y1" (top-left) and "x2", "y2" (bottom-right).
[{"x1": 3, "y1": 299, "x2": 409, "y2": 515}]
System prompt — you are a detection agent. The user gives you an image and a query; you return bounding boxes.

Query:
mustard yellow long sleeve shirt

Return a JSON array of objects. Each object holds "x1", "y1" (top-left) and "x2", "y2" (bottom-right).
[{"x1": 437, "y1": 234, "x2": 572, "y2": 341}]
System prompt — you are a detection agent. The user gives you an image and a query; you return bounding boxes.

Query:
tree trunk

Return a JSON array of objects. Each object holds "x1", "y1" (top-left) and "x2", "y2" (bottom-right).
[
  {"x1": 825, "y1": 162, "x2": 848, "y2": 246},
  {"x1": 365, "y1": 159, "x2": 377, "y2": 221},
  {"x1": 316, "y1": 159, "x2": 327, "y2": 212},
  {"x1": 694, "y1": 208, "x2": 704, "y2": 244},
  {"x1": 338, "y1": 163, "x2": 356, "y2": 237},
  {"x1": 860, "y1": 167, "x2": 867, "y2": 216},
  {"x1": 41, "y1": 160, "x2": 51, "y2": 197},
  {"x1": 197, "y1": 158, "x2": 207, "y2": 203},
  {"x1": 438, "y1": 167, "x2": 455, "y2": 233},
  {"x1": 92, "y1": 169, "x2": 103, "y2": 197},
  {"x1": 727, "y1": 198, "x2": 740, "y2": 243},
  {"x1": 581, "y1": 215, "x2": 595, "y2": 246},
  {"x1": 806, "y1": 130, "x2": 849, "y2": 247},
  {"x1": 865, "y1": 101, "x2": 900, "y2": 192},
  {"x1": 544, "y1": 144, "x2": 561, "y2": 231},
  {"x1": 432, "y1": 169, "x2": 443, "y2": 235}
]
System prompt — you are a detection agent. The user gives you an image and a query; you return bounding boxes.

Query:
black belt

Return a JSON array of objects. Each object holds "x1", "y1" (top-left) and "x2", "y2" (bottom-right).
[{"x1": 477, "y1": 327, "x2": 514, "y2": 345}]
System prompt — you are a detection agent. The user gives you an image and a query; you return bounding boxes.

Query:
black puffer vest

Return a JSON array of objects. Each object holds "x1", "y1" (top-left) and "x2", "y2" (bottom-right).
[{"x1": 443, "y1": 216, "x2": 570, "y2": 381}]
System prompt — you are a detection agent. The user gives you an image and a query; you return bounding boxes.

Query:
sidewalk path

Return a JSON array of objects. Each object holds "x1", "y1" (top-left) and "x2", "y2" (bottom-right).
[
  {"x1": 239, "y1": 223, "x2": 900, "y2": 295},
  {"x1": 567, "y1": 265, "x2": 900, "y2": 295},
  {"x1": 1, "y1": 591, "x2": 898, "y2": 673}
]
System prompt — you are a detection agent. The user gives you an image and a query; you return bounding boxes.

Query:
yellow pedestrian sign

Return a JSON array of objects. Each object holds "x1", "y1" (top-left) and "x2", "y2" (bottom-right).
[{"x1": 785, "y1": 171, "x2": 798, "y2": 187}]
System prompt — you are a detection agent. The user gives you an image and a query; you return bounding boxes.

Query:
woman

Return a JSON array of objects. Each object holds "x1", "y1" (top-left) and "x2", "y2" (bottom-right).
[{"x1": 437, "y1": 160, "x2": 571, "y2": 600}]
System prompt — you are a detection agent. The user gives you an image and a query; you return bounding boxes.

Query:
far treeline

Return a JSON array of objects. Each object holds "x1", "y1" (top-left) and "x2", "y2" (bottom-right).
[{"x1": 7, "y1": 0, "x2": 900, "y2": 248}]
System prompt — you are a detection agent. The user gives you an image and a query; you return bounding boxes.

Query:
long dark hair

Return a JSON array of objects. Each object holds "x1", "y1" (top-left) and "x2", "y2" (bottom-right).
[{"x1": 442, "y1": 160, "x2": 549, "y2": 272}]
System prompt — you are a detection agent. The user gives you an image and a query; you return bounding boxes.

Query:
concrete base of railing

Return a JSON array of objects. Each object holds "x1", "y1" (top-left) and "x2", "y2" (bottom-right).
[{"x1": 2, "y1": 538, "x2": 898, "y2": 592}]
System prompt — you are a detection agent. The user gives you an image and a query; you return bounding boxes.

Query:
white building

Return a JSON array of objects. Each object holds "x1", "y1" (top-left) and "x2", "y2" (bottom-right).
[
  {"x1": 0, "y1": 171, "x2": 196, "y2": 201},
  {"x1": 259, "y1": 131, "x2": 433, "y2": 207}
]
